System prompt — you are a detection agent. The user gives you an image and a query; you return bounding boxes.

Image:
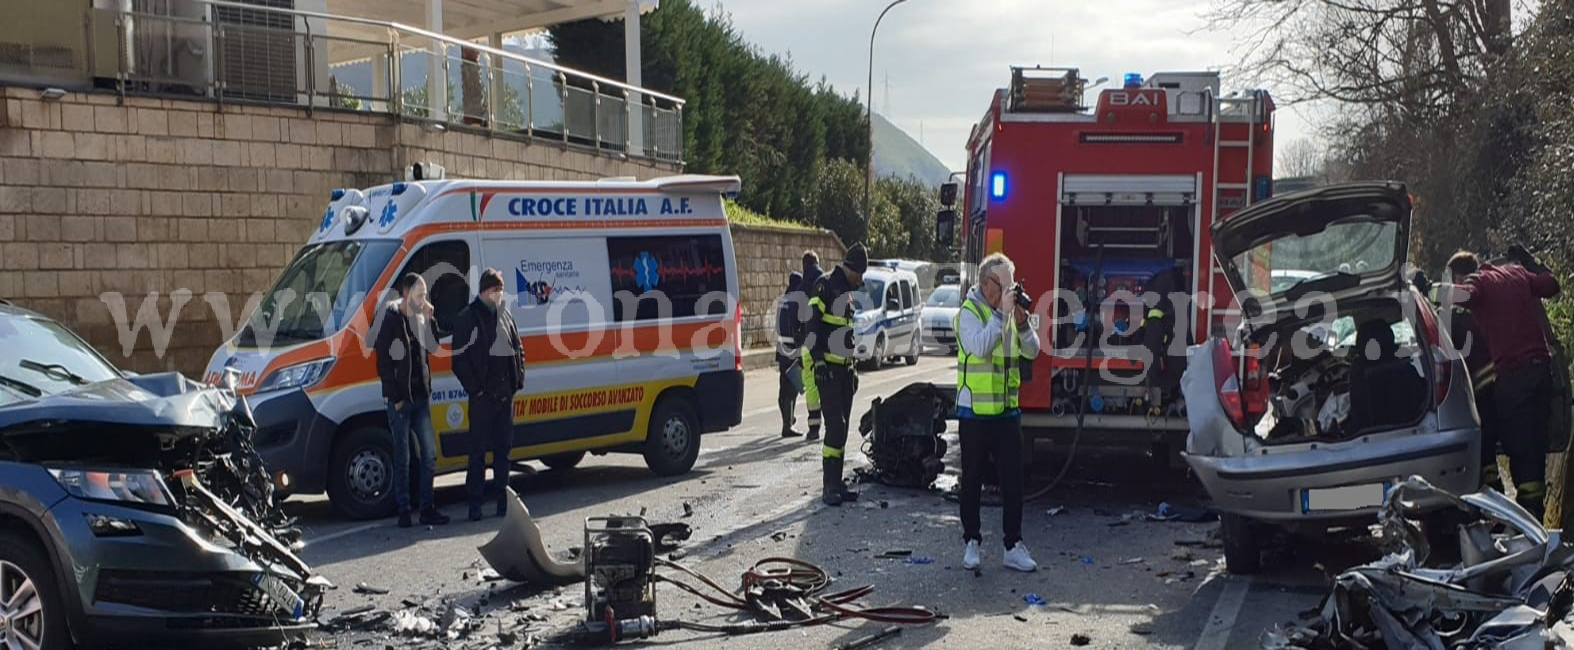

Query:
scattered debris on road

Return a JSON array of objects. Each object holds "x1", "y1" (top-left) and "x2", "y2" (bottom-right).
[
  {"x1": 1070, "y1": 632, "x2": 1092, "y2": 645},
  {"x1": 1268, "y1": 477, "x2": 1574, "y2": 648},
  {"x1": 1023, "y1": 593, "x2": 1047, "y2": 606},
  {"x1": 352, "y1": 582, "x2": 389, "y2": 595},
  {"x1": 1045, "y1": 506, "x2": 1066, "y2": 517}
]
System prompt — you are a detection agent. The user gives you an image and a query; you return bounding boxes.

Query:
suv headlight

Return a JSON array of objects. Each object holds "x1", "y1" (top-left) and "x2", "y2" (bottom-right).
[
  {"x1": 49, "y1": 468, "x2": 174, "y2": 507},
  {"x1": 256, "y1": 358, "x2": 335, "y2": 393}
]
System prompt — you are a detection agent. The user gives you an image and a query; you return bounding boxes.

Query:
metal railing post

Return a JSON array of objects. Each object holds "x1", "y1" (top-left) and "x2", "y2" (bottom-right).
[
  {"x1": 592, "y1": 80, "x2": 602, "y2": 151},
  {"x1": 558, "y1": 71, "x2": 568, "y2": 145},
  {"x1": 486, "y1": 53, "x2": 496, "y2": 133},
  {"x1": 441, "y1": 44, "x2": 451, "y2": 122},
  {"x1": 390, "y1": 29, "x2": 402, "y2": 116},
  {"x1": 524, "y1": 63, "x2": 534, "y2": 139},
  {"x1": 624, "y1": 88, "x2": 632, "y2": 155},
  {"x1": 302, "y1": 15, "x2": 315, "y2": 114}
]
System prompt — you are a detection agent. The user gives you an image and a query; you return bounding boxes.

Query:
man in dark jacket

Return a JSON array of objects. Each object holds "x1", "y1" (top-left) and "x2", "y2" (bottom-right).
[
  {"x1": 374, "y1": 273, "x2": 451, "y2": 528},
  {"x1": 809, "y1": 243, "x2": 868, "y2": 506},
  {"x1": 797, "y1": 251, "x2": 825, "y2": 441},
  {"x1": 453, "y1": 268, "x2": 526, "y2": 521},
  {"x1": 777, "y1": 271, "x2": 805, "y2": 438},
  {"x1": 1448, "y1": 247, "x2": 1562, "y2": 517}
]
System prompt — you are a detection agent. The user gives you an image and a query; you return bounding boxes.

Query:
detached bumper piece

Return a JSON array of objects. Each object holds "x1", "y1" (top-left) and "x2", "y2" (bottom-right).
[
  {"x1": 95, "y1": 570, "x2": 306, "y2": 627},
  {"x1": 1266, "y1": 476, "x2": 1574, "y2": 648}
]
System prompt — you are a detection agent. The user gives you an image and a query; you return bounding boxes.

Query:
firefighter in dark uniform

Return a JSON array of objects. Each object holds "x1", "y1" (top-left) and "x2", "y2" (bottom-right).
[
  {"x1": 777, "y1": 271, "x2": 805, "y2": 438},
  {"x1": 809, "y1": 243, "x2": 868, "y2": 506},
  {"x1": 798, "y1": 251, "x2": 826, "y2": 441}
]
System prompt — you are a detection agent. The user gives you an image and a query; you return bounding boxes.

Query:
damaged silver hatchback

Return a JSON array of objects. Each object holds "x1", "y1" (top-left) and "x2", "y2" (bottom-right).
[
  {"x1": 1182, "y1": 182, "x2": 1481, "y2": 574},
  {"x1": 0, "y1": 302, "x2": 326, "y2": 649}
]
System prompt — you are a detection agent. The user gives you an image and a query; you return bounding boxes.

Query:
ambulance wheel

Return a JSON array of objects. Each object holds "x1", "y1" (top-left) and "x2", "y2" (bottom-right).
[
  {"x1": 904, "y1": 335, "x2": 920, "y2": 365},
  {"x1": 644, "y1": 398, "x2": 700, "y2": 476},
  {"x1": 1221, "y1": 513, "x2": 1262, "y2": 575},
  {"x1": 542, "y1": 451, "x2": 586, "y2": 471},
  {"x1": 328, "y1": 425, "x2": 399, "y2": 520}
]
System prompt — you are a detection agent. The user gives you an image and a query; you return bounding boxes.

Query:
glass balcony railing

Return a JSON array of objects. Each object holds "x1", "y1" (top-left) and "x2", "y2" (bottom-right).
[{"x1": 89, "y1": 0, "x2": 684, "y2": 162}]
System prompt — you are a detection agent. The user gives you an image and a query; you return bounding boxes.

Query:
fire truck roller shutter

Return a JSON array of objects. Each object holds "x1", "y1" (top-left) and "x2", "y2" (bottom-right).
[{"x1": 1061, "y1": 175, "x2": 1199, "y2": 206}]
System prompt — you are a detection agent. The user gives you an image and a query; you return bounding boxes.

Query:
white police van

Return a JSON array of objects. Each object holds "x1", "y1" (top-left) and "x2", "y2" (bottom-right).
[{"x1": 852, "y1": 267, "x2": 923, "y2": 369}]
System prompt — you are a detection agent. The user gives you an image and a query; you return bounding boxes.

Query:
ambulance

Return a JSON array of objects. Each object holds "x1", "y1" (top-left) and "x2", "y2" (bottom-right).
[{"x1": 203, "y1": 168, "x2": 745, "y2": 519}]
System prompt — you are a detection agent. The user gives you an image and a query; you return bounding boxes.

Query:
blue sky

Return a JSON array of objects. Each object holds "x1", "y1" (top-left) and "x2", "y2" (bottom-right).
[{"x1": 712, "y1": 0, "x2": 1324, "y2": 171}]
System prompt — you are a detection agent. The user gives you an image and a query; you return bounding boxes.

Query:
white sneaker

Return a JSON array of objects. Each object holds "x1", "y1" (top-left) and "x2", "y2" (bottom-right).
[
  {"x1": 962, "y1": 540, "x2": 981, "y2": 570},
  {"x1": 1003, "y1": 541, "x2": 1038, "y2": 572}
]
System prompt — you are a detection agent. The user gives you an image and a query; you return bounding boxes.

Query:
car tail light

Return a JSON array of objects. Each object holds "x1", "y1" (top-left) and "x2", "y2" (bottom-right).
[
  {"x1": 1211, "y1": 339, "x2": 1245, "y2": 427},
  {"x1": 1242, "y1": 343, "x2": 1268, "y2": 420},
  {"x1": 1413, "y1": 293, "x2": 1452, "y2": 404},
  {"x1": 733, "y1": 302, "x2": 743, "y2": 371}
]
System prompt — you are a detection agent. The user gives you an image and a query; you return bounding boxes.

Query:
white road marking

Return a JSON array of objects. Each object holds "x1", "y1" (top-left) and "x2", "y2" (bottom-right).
[
  {"x1": 1194, "y1": 576, "x2": 1251, "y2": 650},
  {"x1": 303, "y1": 522, "x2": 383, "y2": 548}
]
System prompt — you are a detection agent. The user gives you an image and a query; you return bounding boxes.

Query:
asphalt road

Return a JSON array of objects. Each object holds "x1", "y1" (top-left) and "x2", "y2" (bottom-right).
[{"x1": 287, "y1": 352, "x2": 1373, "y2": 649}]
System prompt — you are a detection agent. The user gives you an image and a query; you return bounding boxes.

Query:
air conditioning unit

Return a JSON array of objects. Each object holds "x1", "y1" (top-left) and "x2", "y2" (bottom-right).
[
  {"x1": 212, "y1": 0, "x2": 298, "y2": 102},
  {"x1": 127, "y1": 0, "x2": 215, "y2": 95},
  {"x1": 0, "y1": 0, "x2": 93, "y2": 88}
]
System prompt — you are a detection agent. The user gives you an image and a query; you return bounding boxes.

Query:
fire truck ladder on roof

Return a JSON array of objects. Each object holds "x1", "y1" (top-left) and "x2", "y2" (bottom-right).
[{"x1": 1208, "y1": 90, "x2": 1265, "y2": 324}]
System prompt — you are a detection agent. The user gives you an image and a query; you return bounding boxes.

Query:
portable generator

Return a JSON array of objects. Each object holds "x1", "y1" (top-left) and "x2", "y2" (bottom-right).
[{"x1": 577, "y1": 516, "x2": 659, "y2": 644}]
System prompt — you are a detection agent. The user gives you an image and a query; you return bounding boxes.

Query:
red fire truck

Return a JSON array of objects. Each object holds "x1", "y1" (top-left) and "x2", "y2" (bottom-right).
[{"x1": 936, "y1": 67, "x2": 1275, "y2": 450}]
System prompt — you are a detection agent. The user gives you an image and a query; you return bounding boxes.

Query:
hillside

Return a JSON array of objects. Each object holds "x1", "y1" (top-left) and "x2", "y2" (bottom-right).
[{"x1": 872, "y1": 113, "x2": 952, "y2": 188}]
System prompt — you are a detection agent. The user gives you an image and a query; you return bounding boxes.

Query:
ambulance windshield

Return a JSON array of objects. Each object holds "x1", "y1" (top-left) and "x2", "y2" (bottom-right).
[{"x1": 239, "y1": 239, "x2": 401, "y2": 347}]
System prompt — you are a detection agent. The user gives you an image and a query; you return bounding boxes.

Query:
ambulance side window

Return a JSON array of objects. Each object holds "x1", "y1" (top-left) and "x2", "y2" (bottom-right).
[
  {"x1": 899, "y1": 280, "x2": 914, "y2": 310},
  {"x1": 607, "y1": 234, "x2": 728, "y2": 321},
  {"x1": 396, "y1": 240, "x2": 472, "y2": 334}
]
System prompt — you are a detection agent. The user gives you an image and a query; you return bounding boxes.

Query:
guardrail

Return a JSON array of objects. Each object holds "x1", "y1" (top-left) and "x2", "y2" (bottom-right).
[{"x1": 91, "y1": 0, "x2": 683, "y2": 162}]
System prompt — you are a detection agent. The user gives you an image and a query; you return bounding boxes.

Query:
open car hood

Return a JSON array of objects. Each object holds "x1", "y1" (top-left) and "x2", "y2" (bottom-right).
[
  {"x1": 0, "y1": 372, "x2": 230, "y2": 442},
  {"x1": 1211, "y1": 182, "x2": 1411, "y2": 307}
]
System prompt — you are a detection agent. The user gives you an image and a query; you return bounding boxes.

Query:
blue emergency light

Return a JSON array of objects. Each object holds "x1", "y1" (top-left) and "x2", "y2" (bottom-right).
[
  {"x1": 1124, "y1": 73, "x2": 1143, "y2": 88},
  {"x1": 391, "y1": 182, "x2": 409, "y2": 196},
  {"x1": 330, "y1": 188, "x2": 346, "y2": 201},
  {"x1": 991, "y1": 171, "x2": 1007, "y2": 199}
]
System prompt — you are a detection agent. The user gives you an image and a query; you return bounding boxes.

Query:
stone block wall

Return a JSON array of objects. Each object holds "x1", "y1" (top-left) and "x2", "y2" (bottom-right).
[
  {"x1": 729, "y1": 223, "x2": 846, "y2": 349},
  {"x1": 0, "y1": 87, "x2": 679, "y2": 375}
]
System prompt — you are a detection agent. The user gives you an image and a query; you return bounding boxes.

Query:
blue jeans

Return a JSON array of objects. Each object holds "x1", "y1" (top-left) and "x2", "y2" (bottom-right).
[{"x1": 388, "y1": 398, "x2": 437, "y2": 514}]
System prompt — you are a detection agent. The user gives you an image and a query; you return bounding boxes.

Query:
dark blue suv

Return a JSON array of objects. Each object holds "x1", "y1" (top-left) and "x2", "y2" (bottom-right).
[{"x1": 0, "y1": 301, "x2": 326, "y2": 649}]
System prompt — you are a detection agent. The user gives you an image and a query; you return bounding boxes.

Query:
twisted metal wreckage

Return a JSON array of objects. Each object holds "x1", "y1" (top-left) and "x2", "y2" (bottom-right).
[{"x1": 1268, "y1": 477, "x2": 1574, "y2": 648}]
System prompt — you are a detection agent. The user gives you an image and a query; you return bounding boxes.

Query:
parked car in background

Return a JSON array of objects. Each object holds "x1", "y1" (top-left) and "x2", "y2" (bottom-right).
[
  {"x1": 852, "y1": 267, "x2": 924, "y2": 370},
  {"x1": 922, "y1": 284, "x2": 962, "y2": 353},
  {"x1": 0, "y1": 300, "x2": 323, "y2": 649},
  {"x1": 1181, "y1": 182, "x2": 1481, "y2": 574}
]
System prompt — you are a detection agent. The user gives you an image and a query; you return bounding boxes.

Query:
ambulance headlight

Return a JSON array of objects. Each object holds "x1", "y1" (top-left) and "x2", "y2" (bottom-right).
[
  {"x1": 256, "y1": 358, "x2": 335, "y2": 393},
  {"x1": 854, "y1": 312, "x2": 880, "y2": 334}
]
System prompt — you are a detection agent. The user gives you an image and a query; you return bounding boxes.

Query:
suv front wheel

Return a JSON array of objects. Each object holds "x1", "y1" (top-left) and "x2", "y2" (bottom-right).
[{"x1": 0, "y1": 530, "x2": 69, "y2": 650}]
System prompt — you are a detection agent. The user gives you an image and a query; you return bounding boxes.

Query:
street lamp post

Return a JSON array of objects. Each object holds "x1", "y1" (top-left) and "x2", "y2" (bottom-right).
[{"x1": 864, "y1": 0, "x2": 911, "y2": 242}]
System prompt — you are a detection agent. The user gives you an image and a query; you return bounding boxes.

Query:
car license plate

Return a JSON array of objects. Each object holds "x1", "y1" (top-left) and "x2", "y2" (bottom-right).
[
  {"x1": 253, "y1": 573, "x2": 307, "y2": 619},
  {"x1": 1302, "y1": 483, "x2": 1388, "y2": 513}
]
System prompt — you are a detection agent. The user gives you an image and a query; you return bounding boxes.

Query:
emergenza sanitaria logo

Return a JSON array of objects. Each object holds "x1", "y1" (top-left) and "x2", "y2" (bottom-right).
[
  {"x1": 516, "y1": 258, "x2": 582, "y2": 307},
  {"x1": 318, "y1": 207, "x2": 335, "y2": 233},
  {"x1": 634, "y1": 252, "x2": 661, "y2": 292}
]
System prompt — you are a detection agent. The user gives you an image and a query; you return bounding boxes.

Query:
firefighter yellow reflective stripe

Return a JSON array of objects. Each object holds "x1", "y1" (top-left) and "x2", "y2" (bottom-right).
[
  {"x1": 810, "y1": 296, "x2": 851, "y2": 326},
  {"x1": 1473, "y1": 361, "x2": 1497, "y2": 390},
  {"x1": 1147, "y1": 308, "x2": 1165, "y2": 320},
  {"x1": 825, "y1": 353, "x2": 852, "y2": 366},
  {"x1": 822, "y1": 445, "x2": 844, "y2": 458}
]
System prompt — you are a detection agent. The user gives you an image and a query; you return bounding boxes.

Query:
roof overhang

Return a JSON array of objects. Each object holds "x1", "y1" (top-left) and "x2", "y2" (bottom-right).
[{"x1": 325, "y1": 0, "x2": 657, "y2": 42}]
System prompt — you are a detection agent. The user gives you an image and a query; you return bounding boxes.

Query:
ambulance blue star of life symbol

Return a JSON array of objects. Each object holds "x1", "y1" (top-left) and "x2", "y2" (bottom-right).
[
  {"x1": 635, "y1": 252, "x2": 661, "y2": 292},
  {"x1": 318, "y1": 207, "x2": 334, "y2": 233},
  {"x1": 378, "y1": 201, "x2": 399, "y2": 228}
]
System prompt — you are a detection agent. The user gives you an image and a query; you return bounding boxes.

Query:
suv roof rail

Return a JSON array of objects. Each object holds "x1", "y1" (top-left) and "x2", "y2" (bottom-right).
[{"x1": 0, "y1": 298, "x2": 12, "y2": 306}]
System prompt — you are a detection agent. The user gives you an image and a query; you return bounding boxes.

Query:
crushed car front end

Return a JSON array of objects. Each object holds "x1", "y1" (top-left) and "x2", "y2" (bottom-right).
[{"x1": 0, "y1": 373, "x2": 327, "y2": 648}]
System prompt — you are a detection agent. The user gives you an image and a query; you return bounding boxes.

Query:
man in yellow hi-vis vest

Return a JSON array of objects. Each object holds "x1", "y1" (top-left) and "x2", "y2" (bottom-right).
[
  {"x1": 809, "y1": 243, "x2": 868, "y2": 506},
  {"x1": 957, "y1": 252, "x2": 1040, "y2": 573}
]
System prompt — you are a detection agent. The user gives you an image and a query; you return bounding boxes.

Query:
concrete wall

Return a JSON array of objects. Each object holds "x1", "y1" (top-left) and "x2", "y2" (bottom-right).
[
  {"x1": 0, "y1": 87, "x2": 679, "y2": 375},
  {"x1": 729, "y1": 223, "x2": 846, "y2": 350}
]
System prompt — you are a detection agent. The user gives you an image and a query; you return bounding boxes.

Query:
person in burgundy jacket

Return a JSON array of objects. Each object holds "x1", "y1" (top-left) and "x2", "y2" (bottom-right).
[{"x1": 1447, "y1": 246, "x2": 1562, "y2": 517}]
